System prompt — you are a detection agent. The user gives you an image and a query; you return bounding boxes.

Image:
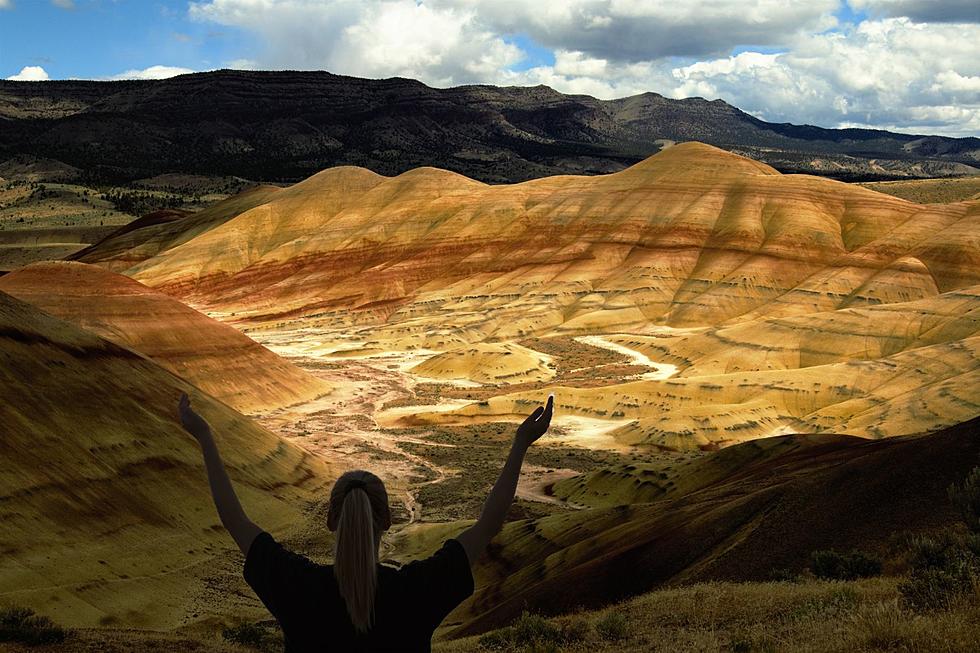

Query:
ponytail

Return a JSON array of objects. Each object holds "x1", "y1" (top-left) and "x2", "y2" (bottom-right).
[
  {"x1": 334, "y1": 488, "x2": 378, "y2": 632},
  {"x1": 327, "y1": 471, "x2": 392, "y2": 634}
]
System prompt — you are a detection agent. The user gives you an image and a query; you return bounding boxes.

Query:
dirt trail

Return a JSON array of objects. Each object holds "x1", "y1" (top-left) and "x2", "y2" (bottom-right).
[
  {"x1": 574, "y1": 334, "x2": 678, "y2": 379},
  {"x1": 247, "y1": 329, "x2": 582, "y2": 524},
  {"x1": 516, "y1": 466, "x2": 583, "y2": 508},
  {"x1": 253, "y1": 355, "x2": 462, "y2": 525}
]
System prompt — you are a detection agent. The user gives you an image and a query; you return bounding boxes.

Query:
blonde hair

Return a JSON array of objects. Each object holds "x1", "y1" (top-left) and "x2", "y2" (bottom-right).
[{"x1": 327, "y1": 470, "x2": 391, "y2": 633}]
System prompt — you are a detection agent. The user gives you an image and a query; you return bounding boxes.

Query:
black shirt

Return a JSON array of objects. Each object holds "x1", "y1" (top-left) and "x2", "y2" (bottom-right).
[{"x1": 243, "y1": 531, "x2": 474, "y2": 652}]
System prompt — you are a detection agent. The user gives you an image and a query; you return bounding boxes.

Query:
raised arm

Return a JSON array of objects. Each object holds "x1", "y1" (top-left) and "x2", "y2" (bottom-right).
[
  {"x1": 178, "y1": 393, "x2": 262, "y2": 556},
  {"x1": 456, "y1": 394, "x2": 554, "y2": 565}
]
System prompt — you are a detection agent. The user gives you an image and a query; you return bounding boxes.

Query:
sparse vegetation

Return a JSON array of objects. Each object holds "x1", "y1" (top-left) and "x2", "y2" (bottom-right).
[
  {"x1": 898, "y1": 532, "x2": 980, "y2": 611},
  {"x1": 438, "y1": 578, "x2": 980, "y2": 652},
  {"x1": 221, "y1": 621, "x2": 282, "y2": 652},
  {"x1": 808, "y1": 549, "x2": 882, "y2": 581},
  {"x1": 100, "y1": 189, "x2": 187, "y2": 215},
  {"x1": 949, "y1": 466, "x2": 980, "y2": 533},
  {"x1": 593, "y1": 611, "x2": 628, "y2": 641},
  {"x1": 0, "y1": 605, "x2": 70, "y2": 646},
  {"x1": 477, "y1": 611, "x2": 588, "y2": 652}
]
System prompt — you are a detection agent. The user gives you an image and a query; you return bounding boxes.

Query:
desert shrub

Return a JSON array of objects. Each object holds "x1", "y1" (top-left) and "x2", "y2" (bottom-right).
[
  {"x1": 908, "y1": 535, "x2": 959, "y2": 571},
  {"x1": 785, "y1": 585, "x2": 861, "y2": 623},
  {"x1": 478, "y1": 611, "x2": 584, "y2": 651},
  {"x1": 553, "y1": 615, "x2": 589, "y2": 643},
  {"x1": 809, "y1": 549, "x2": 882, "y2": 580},
  {"x1": 899, "y1": 564, "x2": 976, "y2": 611},
  {"x1": 594, "y1": 611, "x2": 629, "y2": 641},
  {"x1": 949, "y1": 467, "x2": 980, "y2": 533},
  {"x1": 729, "y1": 631, "x2": 777, "y2": 653},
  {"x1": 0, "y1": 605, "x2": 70, "y2": 646},
  {"x1": 899, "y1": 529, "x2": 980, "y2": 611},
  {"x1": 767, "y1": 567, "x2": 802, "y2": 583},
  {"x1": 844, "y1": 600, "x2": 933, "y2": 651},
  {"x1": 222, "y1": 621, "x2": 279, "y2": 651},
  {"x1": 905, "y1": 532, "x2": 980, "y2": 573}
]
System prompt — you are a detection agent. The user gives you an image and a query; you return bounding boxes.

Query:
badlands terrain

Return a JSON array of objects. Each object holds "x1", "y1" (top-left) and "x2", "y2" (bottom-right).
[{"x1": 1, "y1": 141, "x2": 980, "y2": 651}]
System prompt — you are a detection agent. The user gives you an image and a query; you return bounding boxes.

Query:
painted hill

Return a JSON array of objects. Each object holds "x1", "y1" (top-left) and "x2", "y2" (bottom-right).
[
  {"x1": 451, "y1": 417, "x2": 980, "y2": 636},
  {"x1": 74, "y1": 142, "x2": 980, "y2": 445},
  {"x1": 1, "y1": 69, "x2": 977, "y2": 184},
  {"x1": 0, "y1": 261, "x2": 330, "y2": 413},
  {"x1": 110, "y1": 143, "x2": 980, "y2": 329},
  {"x1": 70, "y1": 184, "x2": 283, "y2": 273},
  {"x1": 0, "y1": 289, "x2": 334, "y2": 629}
]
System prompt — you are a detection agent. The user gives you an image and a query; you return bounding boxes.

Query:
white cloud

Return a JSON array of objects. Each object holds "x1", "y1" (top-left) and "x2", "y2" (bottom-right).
[
  {"x1": 51, "y1": 0, "x2": 74, "y2": 9},
  {"x1": 225, "y1": 58, "x2": 259, "y2": 70},
  {"x1": 932, "y1": 71, "x2": 980, "y2": 95},
  {"x1": 109, "y1": 65, "x2": 196, "y2": 80},
  {"x1": 0, "y1": 0, "x2": 13, "y2": 9},
  {"x1": 436, "y1": 0, "x2": 840, "y2": 61},
  {"x1": 7, "y1": 66, "x2": 50, "y2": 81},
  {"x1": 553, "y1": 51, "x2": 608, "y2": 78},
  {"x1": 336, "y1": 2, "x2": 521, "y2": 84},
  {"x1": 190, "y1": 0, "x2": 520, "y2": 86}
]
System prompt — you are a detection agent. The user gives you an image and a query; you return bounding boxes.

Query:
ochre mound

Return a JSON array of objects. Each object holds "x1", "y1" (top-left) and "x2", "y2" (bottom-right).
[
  {"x1": 107, "y1": 142, "x2": 980, "y2": 331},
  {"x1": 77, "y1": 142, "x2": 980, "y2": 445},
  {"x1": 0, "y1": 261, "x2": 330, "y2": 413},
  {"x1": 0, "y1": 289, "x2": 334, "y2": 629},
  {"x1": 70, "y1": 183, "x2": 284, "y2": 273},
  {"x1": 410, "y1": 343, "x2": 555, "y2": 385},
  {"x1": 395, "y1": 286, "x2": 980, "y2": 447}
]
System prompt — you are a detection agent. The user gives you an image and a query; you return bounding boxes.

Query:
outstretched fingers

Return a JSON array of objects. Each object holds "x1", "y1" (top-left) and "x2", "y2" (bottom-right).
[
  {"x1": 526, "y1": 406, "x2": 544, "y2": 422},
  {"x1": 539, "y1": 394, "x2": 554, "y2": 426}
]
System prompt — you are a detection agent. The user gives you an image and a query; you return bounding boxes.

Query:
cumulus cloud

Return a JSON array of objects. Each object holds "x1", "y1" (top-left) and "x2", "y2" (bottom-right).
[
  {"x1": 190, "y1": 0, "x2": 521, "y2": 86},
  {"x1": 109, "y1": 65, "x2": 196, "y2": 80},
  {"x1": 187, "y1": 0, "x2": 980, "y2": 136},
  {"x1": 7, "y1": 66, "x2": 50, "y2": 81},
  {"x1": 435, "y1": 0, "x2": 839, "y2": 61},
  {"x1": 507, "y1": 18, "x2": 980, "y2": 136}
]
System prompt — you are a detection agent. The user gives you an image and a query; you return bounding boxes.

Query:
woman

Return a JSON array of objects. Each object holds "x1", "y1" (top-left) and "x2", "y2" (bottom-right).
[{"x1": 178, "y1": 392, "x2": 554, "y2": 652}]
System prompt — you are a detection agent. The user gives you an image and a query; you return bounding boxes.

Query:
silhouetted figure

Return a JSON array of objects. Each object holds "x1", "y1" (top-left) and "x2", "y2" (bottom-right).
[{"x1": 178, "y1": 392, "x2": 554, "y2": 652}]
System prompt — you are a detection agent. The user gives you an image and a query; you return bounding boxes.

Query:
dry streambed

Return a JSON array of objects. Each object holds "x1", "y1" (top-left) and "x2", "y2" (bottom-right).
[{"x1": 247, "y1": 330, "x2": 677, "y2": 530}]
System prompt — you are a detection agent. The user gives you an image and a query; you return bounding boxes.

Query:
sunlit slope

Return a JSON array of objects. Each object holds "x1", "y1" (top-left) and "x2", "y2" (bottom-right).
[
  {"x1": 450, "y1": 418, "x2": 980, "y2": 636},
  {"x1": 550, "y1": 434, "x2": 851, "y2": 507},
  {"x1": 78, "y1": 142, "x2": 980, "y2": 445},
  {"x1": 861, "y1": 175, "x2": 980, "y2": 204},
  {"x1": 410, "y1": 342, "x2": 556, "y2": 385},
  {"x1": 394, "y1": 330, "x2": 980, "y2": 448},
  {"x1": 70, "y1": 183, "x2": 284, "y2": 272},
  {"x1": 0, "y1": 290, "x2": 334, "y2": 629},
  {"x1": 382, "y1": 287, "x2": 980, "y2": 446},
  {"x1": 605, "y1": 286, "x2": 980, "y2": 377},
  {"x1": 115, "y1": 142, "x2": 980, "y2": 337},
  {"x1": 0, "y1": 261, "x2": 330, "y2": 413}
]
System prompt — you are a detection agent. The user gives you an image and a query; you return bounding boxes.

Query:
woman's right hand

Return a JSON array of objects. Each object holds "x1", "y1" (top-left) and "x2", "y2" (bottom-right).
[
  {"x1": 515, "y1": 394, "x2": 554, "y2": 450},
  {"x1": 178, "y1": 392, "x2": 212, "y2": 443}
]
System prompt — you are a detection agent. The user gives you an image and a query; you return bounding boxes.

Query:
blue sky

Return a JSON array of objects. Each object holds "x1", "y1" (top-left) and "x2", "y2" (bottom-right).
[
  {"x1": 0, "y1": 1, "x2": 251, "y2": 79},
  {"x1": 1, "y1": 1, "x2": 977, "y2": 136}
]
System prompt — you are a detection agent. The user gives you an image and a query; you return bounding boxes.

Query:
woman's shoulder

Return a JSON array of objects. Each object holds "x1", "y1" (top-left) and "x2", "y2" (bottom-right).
[
  {"x1": 393, "y1": 539, "x2": 470, "y2": 581},
  {"x1": 246, "y1": 531, "x2": 330, "y2": 577}
]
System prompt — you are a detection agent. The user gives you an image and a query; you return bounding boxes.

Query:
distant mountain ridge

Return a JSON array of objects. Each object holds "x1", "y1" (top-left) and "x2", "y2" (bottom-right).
[{"x1": 1, "y1": 69, "x2": 977, "y2": 183}]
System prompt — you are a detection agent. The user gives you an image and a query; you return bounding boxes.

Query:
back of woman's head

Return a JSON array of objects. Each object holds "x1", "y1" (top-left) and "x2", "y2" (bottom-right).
[{"x1": 327, "y1": 470, "x2": 391, "y2": 633}]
